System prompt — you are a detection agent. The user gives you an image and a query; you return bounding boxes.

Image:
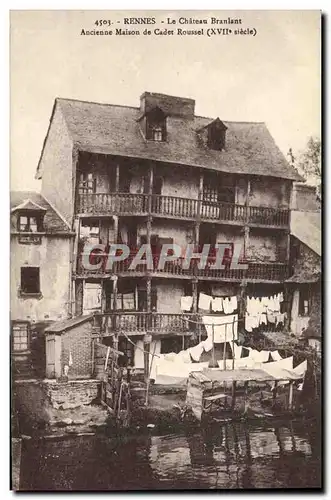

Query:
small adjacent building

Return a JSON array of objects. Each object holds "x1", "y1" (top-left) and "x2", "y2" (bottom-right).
[
  {"x1": 11, "y1": 191, "x2": 74, "y2": 377},
  {"x1": 287, "y1": 186, "x2": 321, "y2": 348}
]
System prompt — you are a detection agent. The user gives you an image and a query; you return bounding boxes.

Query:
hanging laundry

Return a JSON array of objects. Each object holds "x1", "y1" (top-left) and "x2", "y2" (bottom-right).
[
  {"x1": 245, "y1": 313, "x2": 259, "y2": 332},
  {"x1": 177, "y1": 349, "x2": 192, "y2": 364},
  {"x1": 261, "y1": 296, "x2": 269, "y2": 306},
  {"x1": 245, "y1": 313, "x2": 252, "y2": 332},
  {"x1": 198, "y1": 293, "x2": 212, "y2": 311},
  {"x1": 181, "y1": 296, "x2": 193, "y2": 312},
  {"x1": 279, "y1": 292, "x2": 284, "y2": 302},
  {"x1": 202, "y1": 315, "x2": 238, "y2": 343},
  {"x1": 262, "y1": 356, "x2": 294, "y2": 379},
  {"x1": 189, "y1": 343, "x2": 204, "y2": 362},
  {"x1": 257, "y1": 350, "x2": 270, "y2": 363},
  {"x1": 274, "y1": 294, "x2": 280, "y2": 313},
  {"x1": 271, "y1": 350, "x2": 282, "y2": 361},
  {"x1": 276, "y1": 313, "x2": 285, "y2": 327},
  {"x1": 225, "y1": 315, "x2": 238, "y2": 340},
  {"x1": 201, "y1": 337, "x2": 213, "y2": 352},
  {"x1": 293, "y1": 360, "x2": 308, "y2": 377},
  {"x1": 223, "y1": 297, "x2": 230, "y2": 314},
  {"x1": 232, "y1": 343, "x2": 243, "y2": 359},
  {"x1": 211, "y1": 297, "x2": 223, "y2": 312},
  {"x1": 248, "y1": 349, "x2": 259, "y2": 361},
  {"x1": 260, "y1": 313, "x2": 267, "y2": 325},
  {"x1": 267, "y1": 313, "x2": 276, "y2": 324},
  {"x1": 229, "y1": 296, "x2": 238, "y2": 312},
  {"x1": 68, "y1": 352, "x2": 73, "y2": 367}
]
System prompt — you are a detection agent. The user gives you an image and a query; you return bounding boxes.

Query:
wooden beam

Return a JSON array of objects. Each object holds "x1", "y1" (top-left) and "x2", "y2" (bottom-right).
[
  {"x1": 288, "y1": 381, "x2": 294, "y2": 411},
  {"x1": 115, "y1": 163, "x2": 120, "y2": 192},
  {"x1": 231, "y1": 381, "x2": 237, "y2": 410},
  {"x1": 244, "y1": 178, "x2": 251, "y2": 257},
  {"x1": 197, "y1": 172, "x2": 204, "y2": 221},
  {"x1": 72, "y1": 217, "x2": 80, "y2": 274},
  {"x1": 112, "y1": 276, "x2": 118, "y2": 333}
]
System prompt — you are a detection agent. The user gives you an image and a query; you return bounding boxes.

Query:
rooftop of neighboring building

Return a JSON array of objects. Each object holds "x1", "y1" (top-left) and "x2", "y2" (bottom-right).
[
  {"x1": 290, "y1": 210, "x2": 321, "y2": 257},
  {"x1": 10, "y1": 191, "x2": 73, "y2": 235}
]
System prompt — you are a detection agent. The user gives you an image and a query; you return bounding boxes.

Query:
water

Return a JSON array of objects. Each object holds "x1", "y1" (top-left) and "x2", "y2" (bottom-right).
[{"x1": 19, "y1": 419, "x2": 321, "y2": 490}]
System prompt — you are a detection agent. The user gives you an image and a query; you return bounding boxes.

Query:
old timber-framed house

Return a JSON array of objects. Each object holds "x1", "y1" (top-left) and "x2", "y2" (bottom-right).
[{"x1": 34, "y1": 91, "x2": 305, "y2": 378}]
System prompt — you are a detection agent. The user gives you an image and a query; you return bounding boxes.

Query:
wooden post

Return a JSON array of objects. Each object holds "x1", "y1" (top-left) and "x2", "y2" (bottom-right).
[
  {"x1": 112, "y1": 275, "x2": 118, "y2": 333},
  {"x1": 272, "y1": 381, "x2": 278, "y2": 408},
  {"x1": 288, "y1": 381, "x2": 294, "y2": 411},
  {"x1": 244, "y1": 179, "x2": 251, "y2": 257},
  {"x1": 223, "y1": 325, "x2": 227, "y2": 371},
  {"x1": 197, "y1": 171, "x2": 204, "y2": 219},
  {"x1": 145, "y1": 339, "x2": 157, "y2": 406},
  {"x1": 244, "y1": 381, "x2": 249, "y2": 415},
  {"x1": 72, "y1": 217, "x2": 81, "y2": 274},
  {"x1": 75, "y1": 279, "x2": 83, "y2": 316},
  {"x1": 192, "y1": 279, "x2": 199, "y2": 341},
  {"x1": 211, "y1": 324, "x2": 216, "y2": 368},
  {"x1": 231, "y1": 381, "x2": 237, "y2": 410},
  {"x1": 115, "y1": 163, "x2": 120, "y2": 193},
  {"x1": 232, "y1": 315, "x2": 236, "y2": 370}
]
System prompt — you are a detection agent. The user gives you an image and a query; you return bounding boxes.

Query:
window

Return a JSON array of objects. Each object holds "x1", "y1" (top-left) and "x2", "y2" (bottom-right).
[
  {"x1": 79, "y1": 173, "x2": 96, "y2": 195},
  {"x1": 18, "y1": 215, "x2": 40, "y2": 232},
  {"x1": 146, "y1": 108, "x2": 166, "y2": 142},
  {"x1": 12, "y1": 323, "x2": 29, "y2": 351},
  {"x1": 20, "y1": 267, "x2": 40, "y2": 295},
  {"x1": 152, "y1": 126, "x2": 163, "y2": 142},
  {"x1": 203, "y1": 179, "x2": 235, "y2": 204},
  {"x1": 299, "y1": 288, "x2": 311, "y2": 316}
]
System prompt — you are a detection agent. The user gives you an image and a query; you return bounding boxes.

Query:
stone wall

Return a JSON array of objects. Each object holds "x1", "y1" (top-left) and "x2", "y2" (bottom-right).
[{"x1": 45, "y1": 379, "x2": 99, "y2": 409}]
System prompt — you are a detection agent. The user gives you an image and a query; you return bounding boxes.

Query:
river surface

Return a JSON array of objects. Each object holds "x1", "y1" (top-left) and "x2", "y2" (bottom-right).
[{"x1": 19, "y1": 419, "x2": 321, "y2": 491}]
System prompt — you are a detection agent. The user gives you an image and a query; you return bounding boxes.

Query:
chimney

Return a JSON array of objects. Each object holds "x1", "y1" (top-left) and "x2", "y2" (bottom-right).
[{"x1": 140, "y1": 92, "x2": 195, "y2": 119}]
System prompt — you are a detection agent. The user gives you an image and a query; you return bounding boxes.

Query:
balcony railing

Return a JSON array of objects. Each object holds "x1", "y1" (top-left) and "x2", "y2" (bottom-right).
[
  {"x1": 76, "y1": 252, "x2": 289, "y2": 282},
  {"x1": 76, "y1": 193, "x2": 289, "y2": 227},
  {"x1": 94, "y1": 312, "x2": 195, "y2": 335}
]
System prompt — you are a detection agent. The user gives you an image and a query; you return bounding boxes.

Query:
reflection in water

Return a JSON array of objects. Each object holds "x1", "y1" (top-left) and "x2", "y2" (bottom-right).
[{"x1": 20, "y1": 420, "x2": 321, "y2": 490}]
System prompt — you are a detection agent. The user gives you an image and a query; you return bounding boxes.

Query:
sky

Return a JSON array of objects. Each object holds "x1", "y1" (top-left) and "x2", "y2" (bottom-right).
[{"x1": 10, "y1": 10, "x2": 321, "y2": 191}]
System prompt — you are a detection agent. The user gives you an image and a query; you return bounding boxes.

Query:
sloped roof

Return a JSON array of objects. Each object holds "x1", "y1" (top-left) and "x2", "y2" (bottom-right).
[
  {"x1": 10, "y1": 191, "x2": 72, "y2": 234},
  {"x1": 11, "y1": 198, "x2": 47, "y2": 212},
  {"x1": 291, "y1": 210, "x2": 321, "y2": 256},
  {"x1": 44, "y1": 314, "x2": 94, "y2": 333},
  {"x1": 38, "y1": 97, "x2": 302, "y2": 181}
]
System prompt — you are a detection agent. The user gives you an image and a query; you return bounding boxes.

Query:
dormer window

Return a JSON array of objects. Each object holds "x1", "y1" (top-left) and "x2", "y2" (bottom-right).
[
  {"x1": 11, "y1": 199, "x2": 46, "y2": 236},
  {"x1": 141, "y1": 107, "x2": 167, "y2": 142},
  {"x1": 208, "y1": 119, "x2": 227, "y2": 151}
]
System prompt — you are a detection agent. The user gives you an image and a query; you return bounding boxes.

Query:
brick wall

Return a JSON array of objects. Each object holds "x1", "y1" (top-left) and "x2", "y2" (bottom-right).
[{"x1": 61, "y1": 320, "x2": 94, "y2": 378}]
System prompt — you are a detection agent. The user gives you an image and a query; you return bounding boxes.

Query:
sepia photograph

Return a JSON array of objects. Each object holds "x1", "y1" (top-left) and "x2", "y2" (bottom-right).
[{"x1": 10, "y1": 9, "x2": 322, "y2": 491}]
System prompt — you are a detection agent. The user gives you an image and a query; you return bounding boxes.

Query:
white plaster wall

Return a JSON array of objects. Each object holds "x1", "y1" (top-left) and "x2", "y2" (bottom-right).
[
  {"x1": 156, "y1": 281, "x2": 184, "y2": 314},
  {"x1": 11, "y1": 236, "x2": 71, "y2": 322}
]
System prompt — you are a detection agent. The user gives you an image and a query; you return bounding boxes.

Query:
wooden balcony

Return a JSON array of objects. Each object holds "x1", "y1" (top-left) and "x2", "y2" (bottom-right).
[
  {"x1": 75, "y1": 253, "x2": 289, "y2": 282},
  {"x1": 94, "y1": 312, "x2": 196, "y2": 335},
  {"x1": 76, "y1": 193, "x2": 289, "y2": 227}
]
